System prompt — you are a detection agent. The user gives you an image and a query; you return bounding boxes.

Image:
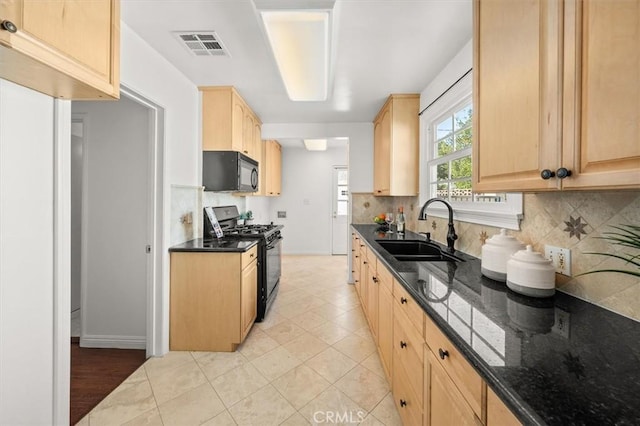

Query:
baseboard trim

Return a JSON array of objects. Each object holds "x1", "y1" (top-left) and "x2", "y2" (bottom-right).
[{"x1": 80, "y1": 335, "x2": 146, "y2": 350}]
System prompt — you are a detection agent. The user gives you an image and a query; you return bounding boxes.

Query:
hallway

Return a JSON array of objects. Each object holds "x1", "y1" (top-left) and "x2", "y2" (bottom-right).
[{"x1": 76, "y1": 255, "x2": 401, "y2": 425}]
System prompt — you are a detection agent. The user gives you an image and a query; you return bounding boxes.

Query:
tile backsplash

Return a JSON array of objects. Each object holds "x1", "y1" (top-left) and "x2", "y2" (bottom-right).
[
  {"x1": 170, "y1": 186, "x2": 246, "y2": 245},
  {"x1": 352, "y1": 191, "x2": 640, "y2": 322}
]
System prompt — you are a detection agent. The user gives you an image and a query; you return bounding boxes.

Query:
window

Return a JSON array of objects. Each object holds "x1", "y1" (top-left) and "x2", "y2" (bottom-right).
[{"x1": 420, "y1": 72, "x2": 522, "y2": 229}]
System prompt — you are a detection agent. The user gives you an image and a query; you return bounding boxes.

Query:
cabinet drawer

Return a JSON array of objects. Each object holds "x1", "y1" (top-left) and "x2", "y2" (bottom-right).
[
  {"x1": 393, "y1": 300, "x2": 424, "y2": 401},
  {"x1": 376, "y1": 260, "x2": 393, "y2": 293},
  {"x1": 241, "y1": 246, "x2": 258, "y2": 269},
  {"x1": 427, "y1": 350, "x2": 482, "y2": 426},
  {"x1": 424, "y1": 314, "x2": 484, "y2": 417},
  {"x1": 393, "y1": 280, "x2": 424, "y2": 336},
  {"x1": 392, "y1": 355, "x2": 423, "y2": 426}
]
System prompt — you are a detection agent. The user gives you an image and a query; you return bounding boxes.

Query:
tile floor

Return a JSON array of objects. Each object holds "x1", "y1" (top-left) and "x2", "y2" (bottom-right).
[{"x1": 77, "y1": 255, "x2": 402, "y2": 426}]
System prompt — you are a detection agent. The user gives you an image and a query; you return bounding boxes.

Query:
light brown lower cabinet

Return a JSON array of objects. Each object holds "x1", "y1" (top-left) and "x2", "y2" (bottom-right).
[
  {"x1": 487, "y1": 387, "x2": 522, "y2": 426},
  {"x1": 377, "y1": 275, "x2": 393, "y2": 382},
  {"x1": 350, "y1": 229, "x2": 522, "y2": 426},
  {"x1": 365, "y1": 257, "x2": 379, "y2": 342},
  {"x1": 426, "y1": 350, "x2": 483, "y2": 426},
  {"x1": 170, "y1": 246, "x2": 258, "y2": 351}
]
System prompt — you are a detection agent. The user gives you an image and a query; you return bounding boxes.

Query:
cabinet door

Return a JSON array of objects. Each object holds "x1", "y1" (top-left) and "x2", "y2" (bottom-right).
[
  {"x1": 240, "y1": 259, "x2": 257, "y2": 340},
  {"x1": 352, "y1": 234, "x2": 362, "y2": 296},
  {"x1": 366, "y1": 263, "x2": 379, "y2": 342},
  {"x1": 272, "y1": 141, "x2": 282, "y2": 195},
  {"x1": 360, "y1": 252, "x2": 369, "y2": 319},
  {"x1": 426, "y1": 351, "x2": 481, "y2": 426},
  {"x1": 473, "y1": 0, "x2": 562, "y2": 191},
  {"x1": 487, "y1": 387, "x2": 521, "y2": 426},
  {"x1": 265, "y1": 140, "x2": 282, "y2": 196},
  {"x1": 242, "y1": 110, "x2": 254, "y2": 158},
  {"x1": 562, "y1": 0, "x2": 640, "y2": 189},
  {"x1": 393, "y1": 353, "x2": 423, "y2": 426},
  {"x1": 378, "y1": 284, "x2": 393, "y2": 382},
  {"x1": 253, "y1": 122, "x2": 262, "y2": 185},
  {"x1": 373, "y1": 107, "x2": 391, "y2": 195},
  {"x1": 0, "y1": 0, "x2": 119, "y2": 99},
  {"x1": 231, "y1": 95, "x2": 245, "y2": 153}
]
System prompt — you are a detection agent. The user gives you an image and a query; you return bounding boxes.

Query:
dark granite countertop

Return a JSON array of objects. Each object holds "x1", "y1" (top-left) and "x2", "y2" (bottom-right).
[
  {"x1": 352, "y1": 224, "x2": 640, "y2": 426},
  {"x1": 169, "y1": 238, "x2": 259, "y2": 253}
]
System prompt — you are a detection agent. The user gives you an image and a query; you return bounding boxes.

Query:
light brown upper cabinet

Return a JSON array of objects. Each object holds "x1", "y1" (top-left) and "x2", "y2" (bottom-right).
[
  {"x1": 373, "y1": 94, "x2": 420, "y2": 196},
  {"x1": 473, "y1": 0, "x2": 640, "y2": 192},
  {"x1": 0, "y1": 0, "x2": 120, "y2": 99},
  {"x1": 262, "y1": 139, "x2": 282, "y2": 196},
  {"x1": 200, "y1": 86, "x2": 262, "y2": 162}
]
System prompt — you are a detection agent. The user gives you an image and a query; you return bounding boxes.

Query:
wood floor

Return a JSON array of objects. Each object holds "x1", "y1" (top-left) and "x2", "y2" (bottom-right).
[{"x1": 70, "y1": 340, "x2": 147, "y2": 425}]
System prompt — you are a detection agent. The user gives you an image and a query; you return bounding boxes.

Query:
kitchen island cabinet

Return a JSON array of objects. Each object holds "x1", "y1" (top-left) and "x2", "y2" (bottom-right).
[
  {"x1": 473, "y1": 0, "x2": 640, "y2": 192},
  {"x1": 169, "y1": 242, "x2": 258, "y2": 352},
  {"x1": 373, "y1": 94, "x2": 420, "y2": 196},
  {"x1": 352, "y1": 224, "x2": 640, "y2": 425},
  {"x1": 200, "y1": 86, "x2": 262, "y2": 162},
  {"x1": 0, "y1": 0, "x2": 120, "y2": 99}
]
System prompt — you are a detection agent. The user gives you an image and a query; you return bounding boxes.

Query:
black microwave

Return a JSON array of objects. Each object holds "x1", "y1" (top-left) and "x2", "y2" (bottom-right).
[{"x1": 202, "y1": 151, "x2": 259, "y2": 192}]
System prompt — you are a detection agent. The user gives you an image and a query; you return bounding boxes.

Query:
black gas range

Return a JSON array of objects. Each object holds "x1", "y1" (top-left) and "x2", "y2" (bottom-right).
[{"x1": 204, "y1": 206, "x2": 283, "y2": 322}]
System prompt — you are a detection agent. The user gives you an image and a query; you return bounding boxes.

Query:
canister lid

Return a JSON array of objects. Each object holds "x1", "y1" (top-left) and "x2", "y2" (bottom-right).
[
  {"x1": 511, "y1": 245, "x2": 553, "y2": 264},
  {"x1": 486, "y1": 229, "x2": 525, "y2": 248}
]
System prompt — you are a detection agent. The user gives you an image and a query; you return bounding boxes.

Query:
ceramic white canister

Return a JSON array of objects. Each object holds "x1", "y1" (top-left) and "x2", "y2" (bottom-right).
[
  {"x1": 506, "y1": 245, "x2": 556, "y2": 298},
  {"x1": 481, "y1": 229, "x2": 525, "y2": 282}
]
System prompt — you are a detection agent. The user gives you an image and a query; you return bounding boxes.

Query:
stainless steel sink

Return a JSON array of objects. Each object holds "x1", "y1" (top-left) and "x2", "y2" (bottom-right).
[{"x1": 375, "y1": 240, "x2": 462, "y2": 262}]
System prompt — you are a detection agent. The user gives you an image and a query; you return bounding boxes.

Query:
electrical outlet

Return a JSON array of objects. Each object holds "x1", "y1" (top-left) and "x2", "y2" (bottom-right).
[
  {"x1": 544, "y1": 245, "x2": 571, "y2": 276},
  {"x1": 552, "y1": 307, "x2": 571, "y2": 339}
]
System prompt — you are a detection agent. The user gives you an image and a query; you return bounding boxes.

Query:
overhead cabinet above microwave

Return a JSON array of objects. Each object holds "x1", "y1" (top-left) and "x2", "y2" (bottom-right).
[{"x1": 199, "y1": 86, "x2": 262, "y2": 163}]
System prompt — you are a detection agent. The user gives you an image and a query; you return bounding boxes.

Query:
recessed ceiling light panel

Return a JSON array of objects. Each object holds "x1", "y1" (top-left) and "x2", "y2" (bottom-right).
[{"x1": 303, "y1": 139, "x2": 328, "y2": 151}]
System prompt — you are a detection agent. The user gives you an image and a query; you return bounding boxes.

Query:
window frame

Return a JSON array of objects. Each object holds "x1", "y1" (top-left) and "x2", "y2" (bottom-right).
[{"x1": 419, "y1": 72, "x2": 523, "y2": 230}]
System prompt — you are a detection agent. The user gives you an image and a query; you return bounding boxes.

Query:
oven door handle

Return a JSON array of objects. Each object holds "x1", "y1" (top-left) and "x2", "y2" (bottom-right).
[{"x1": 266, "y1": 237, "x2": 282, "y2": 250}]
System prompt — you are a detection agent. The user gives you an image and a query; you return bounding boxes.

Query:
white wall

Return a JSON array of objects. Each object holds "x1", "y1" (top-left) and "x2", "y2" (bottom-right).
[
  {"x1": 419, "y1": 39, "x2": 472, "y2": 205},
  {"x1": 270, "y1": 146, "x2": 348, "y2": 254},
  {"x1": 0, "y1": 80, "x2": 62, "y2": 424},
  {"x1": 72, "y1": 97, "x2": 149, "y2": 348},
  {"x1": 71, "y1": 128, "x2": 83, "y2": 313},
  {"x1": 262, "y1": 122, "x2": 373, "y2": 193},
  {"x1": 120, "y1": 22, "x2": 200, "y2": 355},
  {"x1": 420, "y1": 40, "x2": 472, "y2": 110},
  {"x1": 0, "y1": 21, "x2": 200, "y2": 424}
]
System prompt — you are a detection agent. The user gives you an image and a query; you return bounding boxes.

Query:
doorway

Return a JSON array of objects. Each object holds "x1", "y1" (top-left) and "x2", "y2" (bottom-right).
[
  {"x1": 331, "y1": 166, "x2": 349, "y2": 255},
  {"x1": 70, "y1": 88, "x2": 163, "y2": 354}
]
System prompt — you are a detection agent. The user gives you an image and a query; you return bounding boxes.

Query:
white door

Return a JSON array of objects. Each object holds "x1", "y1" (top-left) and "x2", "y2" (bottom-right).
[{"x1": 331, "y1": 166, "x2": 349, "y2": 255}]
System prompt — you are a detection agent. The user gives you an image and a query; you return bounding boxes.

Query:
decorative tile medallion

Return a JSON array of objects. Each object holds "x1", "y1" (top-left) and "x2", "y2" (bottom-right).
[
  {"x1": 564, "y1": 216, "x2": 588, "y2": 240},
  {"x1": 479, "y1": 231, "x2": 489, "y2": 245}
]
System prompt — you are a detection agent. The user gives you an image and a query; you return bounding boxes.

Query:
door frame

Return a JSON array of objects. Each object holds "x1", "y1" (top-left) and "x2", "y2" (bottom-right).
[
  {"x1": 330, "y1": 165, "x2": 349, "y2": 255},
  {"x1": 53, "y1": 85, "x2": 165, "y2": 423}
]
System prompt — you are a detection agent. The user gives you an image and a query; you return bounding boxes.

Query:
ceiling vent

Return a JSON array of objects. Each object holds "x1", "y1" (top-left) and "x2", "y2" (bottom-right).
[{"x1": 174, "y1": 32, "x2": 229, "y2": 57}]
